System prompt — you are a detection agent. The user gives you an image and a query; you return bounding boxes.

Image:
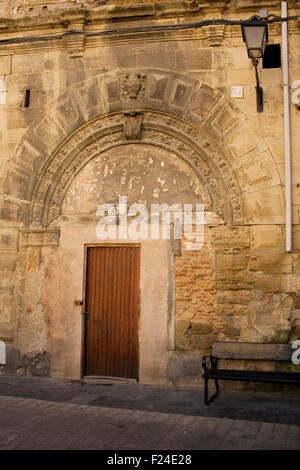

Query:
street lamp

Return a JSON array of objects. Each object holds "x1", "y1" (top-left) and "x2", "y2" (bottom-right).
[{"x1": 242, "y1": 16, "x2": 268, "y2": 112}]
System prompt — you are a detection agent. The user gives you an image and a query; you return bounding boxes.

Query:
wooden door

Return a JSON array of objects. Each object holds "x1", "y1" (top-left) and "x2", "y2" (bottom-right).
[{"x1": 84, "y1": 245, "x2": 140, "y2": 379}]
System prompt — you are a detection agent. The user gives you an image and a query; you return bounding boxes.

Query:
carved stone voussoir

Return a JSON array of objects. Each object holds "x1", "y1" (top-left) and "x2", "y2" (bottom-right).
[{"x1": 123, "y1": 112, "x2": 143, "y2": 140}]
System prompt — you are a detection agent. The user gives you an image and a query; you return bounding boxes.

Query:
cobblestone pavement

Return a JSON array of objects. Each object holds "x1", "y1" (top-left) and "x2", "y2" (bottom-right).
[{"x1": 0, "y1": 376, "x2": 299, "y2": 450}]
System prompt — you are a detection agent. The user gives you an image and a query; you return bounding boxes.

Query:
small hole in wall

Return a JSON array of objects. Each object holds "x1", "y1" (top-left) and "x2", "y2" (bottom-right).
[
  {"x1": 43, "y1": 5, "x2": 48, "y2": 9},
  {"x1": 263, "y1": 44, "x2": 281, "y2": 69},
  {"x1": 24, "y1": 90, "x2": 30, "y2": 108}
]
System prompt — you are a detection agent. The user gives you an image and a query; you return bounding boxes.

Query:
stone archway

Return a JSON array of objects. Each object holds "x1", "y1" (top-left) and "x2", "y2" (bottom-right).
[
  {"x1": 1, "y1": 69, "x2": 284, "y2": 230},
  {"x1": 0, "y1": 69, "x2": 254, "y2": 227},
  {"x1": 31, "y1": 109, "x2": 243, "y2": 227},
  {"x1": 1, "y1": 68, "x2": 284, "y2": 230}
]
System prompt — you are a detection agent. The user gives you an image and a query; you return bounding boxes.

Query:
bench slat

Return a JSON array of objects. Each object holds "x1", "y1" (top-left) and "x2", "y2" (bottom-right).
[
  {"x1": 205, "y1": 369, "x2": 300, "y2": 381},
  {"x1": 212, "y1": 341, "x2": 292, "y2": 361}
]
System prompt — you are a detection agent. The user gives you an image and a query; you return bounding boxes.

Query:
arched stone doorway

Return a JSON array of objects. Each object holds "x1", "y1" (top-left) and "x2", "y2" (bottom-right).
[{"x1": 41, "y1": 142, "x2": 221, "y2": 383}]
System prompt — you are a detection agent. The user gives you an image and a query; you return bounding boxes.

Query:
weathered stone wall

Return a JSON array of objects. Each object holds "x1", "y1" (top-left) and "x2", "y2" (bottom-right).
[
  {"x1": 174, "y1": 225, "x2": 300, "y2": 351},
  {"x1": 170, "y1": 222, "x2": 300, "y2": 385},
  {"x1": 0, "y1": 0, "x2": 300, "y2": 382}
]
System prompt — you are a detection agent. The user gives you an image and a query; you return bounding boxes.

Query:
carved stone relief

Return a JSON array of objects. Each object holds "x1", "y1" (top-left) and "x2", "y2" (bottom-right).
[
  {"x1": 123, "y1": 112, "x2": 143, "y2": 140},
  {"x1": 121, "y1": 73, "x2": 147, "y2": 100}
]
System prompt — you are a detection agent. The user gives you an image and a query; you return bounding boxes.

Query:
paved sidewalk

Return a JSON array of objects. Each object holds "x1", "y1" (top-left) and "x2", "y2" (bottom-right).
[
  {"x1": 0, "y1": 395, "x2": 299, "y2": 450},
  {"x1": 0, "y1": 376, "x2": 299, "y2": 450}
]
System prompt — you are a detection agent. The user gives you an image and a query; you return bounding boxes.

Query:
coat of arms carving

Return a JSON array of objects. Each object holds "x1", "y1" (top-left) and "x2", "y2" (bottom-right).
[{"x1": 121, "y1": 73, "x2": 147, "y2": 100}]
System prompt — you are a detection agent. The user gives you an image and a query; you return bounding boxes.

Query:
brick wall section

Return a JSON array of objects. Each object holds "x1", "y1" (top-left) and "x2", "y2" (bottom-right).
[
  {"x1": 175, "y1": 226, "x2": 218, "y2": 353},
  {"x1": 174, "y1": 225, "x2": 253, "y2": 355}
]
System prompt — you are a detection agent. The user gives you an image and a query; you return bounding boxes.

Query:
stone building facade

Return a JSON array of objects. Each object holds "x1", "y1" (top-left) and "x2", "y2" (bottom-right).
[{"x1": 0, "y1": 0, "x2": 300, "y2": 384}]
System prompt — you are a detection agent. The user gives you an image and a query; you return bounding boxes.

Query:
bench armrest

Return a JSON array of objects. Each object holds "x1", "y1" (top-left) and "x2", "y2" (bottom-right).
[{"x1": 202, "y1": 355, "x2": 218, "y2": 371}]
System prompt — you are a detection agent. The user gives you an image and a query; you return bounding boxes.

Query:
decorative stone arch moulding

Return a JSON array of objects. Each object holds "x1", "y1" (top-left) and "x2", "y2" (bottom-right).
[
  {"x1": 1, "y1": 68, "x2": 283, "y2": 229},
  {"x1": 33, "y1": 110, "x2": 244, "y2": 226}
]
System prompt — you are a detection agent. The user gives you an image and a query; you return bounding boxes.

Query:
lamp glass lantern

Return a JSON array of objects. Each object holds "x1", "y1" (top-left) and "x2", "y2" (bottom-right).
[{"x1": 242, "y1": 17, "x2": 268, "y2": 60}]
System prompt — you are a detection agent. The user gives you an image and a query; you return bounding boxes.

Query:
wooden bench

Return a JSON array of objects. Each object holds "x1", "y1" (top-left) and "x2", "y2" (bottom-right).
[{"x1": 202, "y1": 341, "x2": 300, "y2": 405}]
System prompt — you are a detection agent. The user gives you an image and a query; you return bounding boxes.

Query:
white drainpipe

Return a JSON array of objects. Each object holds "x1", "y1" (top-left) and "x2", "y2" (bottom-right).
[{"x1": 282, "y1": 1, "x2": 292, "y2": 252}]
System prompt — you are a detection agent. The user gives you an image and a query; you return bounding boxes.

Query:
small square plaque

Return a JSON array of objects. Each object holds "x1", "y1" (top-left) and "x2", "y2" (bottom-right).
[{"x1": 231, "y1": 86, "x2": 243, "y2": 99}]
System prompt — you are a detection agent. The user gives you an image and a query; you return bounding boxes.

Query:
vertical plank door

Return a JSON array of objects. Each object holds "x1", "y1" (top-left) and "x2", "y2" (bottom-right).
[{"x1": 84, "y1": 246, "x2": 140, "y2": 379}]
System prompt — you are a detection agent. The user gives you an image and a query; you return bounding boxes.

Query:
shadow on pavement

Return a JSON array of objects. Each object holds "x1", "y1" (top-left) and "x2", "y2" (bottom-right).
[{"x1": 0, "y1": 375, "x2": 299, "y2": 425}]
